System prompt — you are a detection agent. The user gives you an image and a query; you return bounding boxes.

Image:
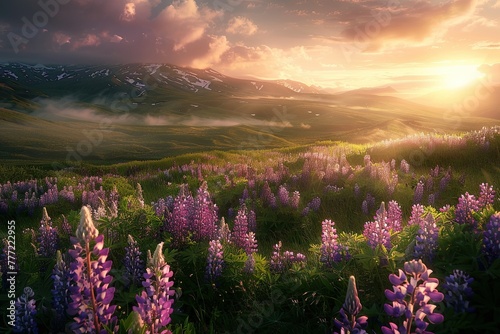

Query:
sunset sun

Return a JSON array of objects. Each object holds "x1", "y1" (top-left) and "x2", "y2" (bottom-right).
[{"x1": 439, "y1": 65, "x2": 485, "y2": 90}]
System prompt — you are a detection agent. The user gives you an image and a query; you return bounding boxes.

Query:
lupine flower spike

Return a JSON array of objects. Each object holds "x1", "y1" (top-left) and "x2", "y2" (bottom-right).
[
  {"x1": 334, "y1": 275, "x2": 368, "y2": 334},
  {"x1": 134, "y1": 242, "x2": 175, "y2": 334},
  {"x1": 68, "y1": 206, "x2": 117, "y2": 333},
  {"x1": 124, "y1": 234, "x2": 145, "y2": 287},
  {"x1": 382, "y1": 259, "x2": 444, "y2": 334},
  {"x1": 14, "y1": 287, "x2": 38, "y2": 334},
  {"x1": 51, "y1": 250, "x2": 71, "y2": 331},
  {"x1": 443, "y1": 269, "x2": 475, "y2": 313},
  {"x1": 205, "y1": 239, "x2": 224, "y2": 283},
  {"x1": 483, "y1": 212, "x2": 500, "y2": 265}
]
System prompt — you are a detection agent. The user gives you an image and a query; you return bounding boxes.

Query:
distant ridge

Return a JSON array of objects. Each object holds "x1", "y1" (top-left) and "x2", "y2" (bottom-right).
[{"x1": 337, "y1": 86, "x2": 398, "y2": 96}]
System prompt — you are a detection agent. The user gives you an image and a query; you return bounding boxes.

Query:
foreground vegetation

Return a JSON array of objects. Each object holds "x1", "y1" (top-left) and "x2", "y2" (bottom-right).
[{"x1": 1, "y1": 127, "x2": 500, "y2": 333}]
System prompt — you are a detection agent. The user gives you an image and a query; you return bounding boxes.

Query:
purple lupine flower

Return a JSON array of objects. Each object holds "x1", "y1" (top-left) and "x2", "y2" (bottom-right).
[
  {"x1": 192, "y1": 181, "x2": 218, "y2": 242},
  {"x1": 414, "y1": 214, "x2": 439, "y2": 263},
  {"x1": 290, "y1": 190, "x2": 300, "y2": 209},
  {"x1": 414, "y1": 180, "x2": 424, "y2": 204},
  {"x1": 320, "y1": 219, "x2": 350, "y2": 267},
  {"x1": 425, "y1": 176, "x2": 434, "y2": 192},
  {"x1": 167, "y1": 184, "x2": 194, "y2": 247},
  {"x1": 439, "y1": 173, "x2": 452, "y2": 192},
  {"x1": 443, "y1": 269, "x2": 475, "y2": 313},
  {"x1": 455, "y1": 192, "x2": 480, "y2": 227},
  {"x1": 23, "y1": 192, "x2": 38, "y2": 216},
  {"x1": 428, "y1": 193, "x2": 436, "y2": 206},
  {"x1": 60, "y1": 186, "x2": 75, "y2": 203},
  {"x1": 261, "y1": 181, "x2": 276, "y2": 208},
  {"x1": 364, "y1": 154, "x2": 371, "y2": 167},
  {"x1": 134, "y1": 242, "x2": 175, "y2": 334},
  {"x1": 334, "y1": 276, "x2": 368, "y2": 334},
  {"x1": 231, "y1": 204, "x2": 249, "y2": 249},
  {"x1": 408, "y1": 204, "x2": 426, "y2": 227},
  {"x1": 388, "y1": 173, "x2": 398, "y2": 195},
  {"x1": 483, "y1": 212, "x2": 500, "y2": 265},
  {"x1": 40, "y1": 184, "x2": 59, "y2": 207},
  {"x1": 11, "y1": 190, "x2": 18, "y2": 202},
  {"x1": 400, "y1": 159, "x2": 410, "y2": 174},
  {"x1": 68, "y1": 207, "x2": 117, "y2": 334},
  {"x1": 37, "y1": 207, "x2": 59, "y2": 257},
  {"x1": 244, "y1": 231, "x2": 258, "y2": 256},
  {"x1": 362, "y1": 200, "x2": 369, "y2": 216},
  {"x1": 382, "y1": 259, "x2": 444, "y2": 334},
  {"x1": 440, "y1": 204, "x2": 451, "y2": 214},
  {"x1": 107, "y1": 185, "x2": 119, "y2": 218},
  {"x1": 124, "y1": 235, "x2": 145, "y2": 287},
  {"x1": 247, "y1": 209, "x2": 257, "y2": 233},
  {"x1": 82, "y1": 187, "x2": 106, "y2": 212},
  {"x1": 205, "y1": 239, "x2": 224, "y2": 283},
  {"x1": 283, "y1": 250, "x2": 307, "y2": 269},
  {"x1": 270, "y1": 241, "x2": 285, "y2": 274},
  {"x1": 308, "y1": 197, "x2": 321, "y2": 212},
  {"x1": 51, "y1": 250, "x2": 71, "y2": 330},
  {"x1": 61, "y1": 214, "x2": 72, "y2": 237},
  {"x1": 478, "y1": 183, "x2": 496, "y2": 208},
  {"x1": 363, "y1": 203, "x2": 392, "y2": 251},
  {"x1": 270, "y1": 241, "x2": 306, "y2": 273},
  {"x1": 217, "y1": 217, "x2": 231, "y2": 243},
  {"x1": 387, "y1": 200, "x2": 402, "y2": 233},
  {"x1": 14, "y1": 287, "x2": 38, "y2": 334},
  {"x1": 277, "y1": 185, "x2": 289, "y2": 206},
  {"x1": 153, "y1": 196, "x2": 175, "y2": 220},
  {"x1": 354, "y1": 183, "x2": 360, "y2": 198},
  {"x1": 240, "y1": 187, "x2": 249, "y2": 205}
]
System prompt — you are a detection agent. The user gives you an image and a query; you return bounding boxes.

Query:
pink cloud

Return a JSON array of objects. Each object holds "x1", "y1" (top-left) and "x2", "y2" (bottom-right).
[
  {"x1": 72, "y1": 34, "x2": 101, "y2": 49},
  {"x1": 226, "y1": 17, "x2": 258, "y2": 36},
  {"x1": 340, "y1": 0, "x2": 478, "y2": 50}
]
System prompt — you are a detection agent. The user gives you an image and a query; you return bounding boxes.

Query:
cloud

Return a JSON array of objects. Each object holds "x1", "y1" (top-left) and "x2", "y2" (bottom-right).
[
  {"x1": 120, "y1": 3, "x2": 137, "y2": 22},
  {"x1": 158, "y1": 0, "x2": 220, "y2": 51},
  {"x1": 462, "y1": 15, "x2": 497, "y2": 31},
  {"x1": 72, "y1": 34, "x2": 101, "y2": 49},
  {"x1": 190, "y1": 35, "x2": 230, "y2": 68},
  {"x1": 472, "y1": 41, "x2": 500, "y2": 49},
  {"x1": 226, "y1": 16, "x2": 258, "y2": 36},
  {"x1": 53, "y1": 32, "x2": 71, "y2": 46},
  {"x1": 300, "y1": 123, "x2": 311, "y2": 129},
  {"x1": 340, "y1": 0, "x2": 478, "y2": 50},
  {"x1": 0, "y1": 0, "x2": 222, "y2": 66}
]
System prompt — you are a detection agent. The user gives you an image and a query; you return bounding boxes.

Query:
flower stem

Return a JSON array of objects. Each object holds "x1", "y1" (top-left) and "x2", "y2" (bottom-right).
[{"x1": 86, "y1": 242, "x2": 101, "y2": 333}]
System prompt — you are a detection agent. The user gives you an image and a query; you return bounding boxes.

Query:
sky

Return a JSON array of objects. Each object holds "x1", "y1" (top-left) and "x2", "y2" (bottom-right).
[{"x1": 0, "y1": 0, "x2": 499, "y2": 96}]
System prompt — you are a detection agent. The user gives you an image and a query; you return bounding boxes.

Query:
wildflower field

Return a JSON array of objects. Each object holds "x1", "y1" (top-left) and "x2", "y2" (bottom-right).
[{"x1": 1, "y1": 126, "x2": 500, "y2": 333}]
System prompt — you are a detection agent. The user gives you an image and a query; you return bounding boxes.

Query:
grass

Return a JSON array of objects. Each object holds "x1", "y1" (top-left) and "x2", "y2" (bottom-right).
[{"x1": 1, "y1": 91, "x2": 500, "y2": 332}]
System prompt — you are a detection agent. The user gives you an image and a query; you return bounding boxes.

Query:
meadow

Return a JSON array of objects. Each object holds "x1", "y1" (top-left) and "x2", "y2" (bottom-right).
[{"x1": 1, "y1": 125, "x2": 500, "y2": 333}]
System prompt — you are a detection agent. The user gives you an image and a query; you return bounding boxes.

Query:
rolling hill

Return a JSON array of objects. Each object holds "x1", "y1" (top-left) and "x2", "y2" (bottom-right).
[{"x1": 1, "y1": 62, "x2": 499, "y2": 164}]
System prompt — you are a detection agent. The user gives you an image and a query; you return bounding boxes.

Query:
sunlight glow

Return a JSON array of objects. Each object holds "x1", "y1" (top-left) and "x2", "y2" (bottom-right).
[{"x1": 438, "y1": 65, "x2": 485, "y2": 90}]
